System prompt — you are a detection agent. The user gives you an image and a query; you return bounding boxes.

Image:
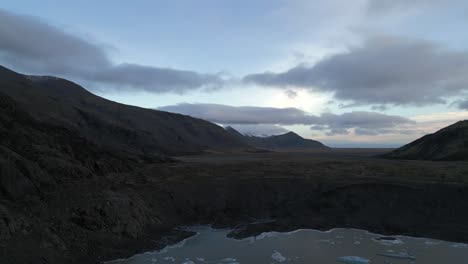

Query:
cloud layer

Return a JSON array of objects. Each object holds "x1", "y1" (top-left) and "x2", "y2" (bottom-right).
[
  {"x1": 245, "y1": 36, "x2": 468, "y2": 106},
  {"x1": 159, "y1": 103, "x2": 415, "y2": 136},
  {"x1": 366, "y1": 0, "x2": 440, "y2": 15},
  {"x1": 0, "y1": 9, "x2": 222, "y2": 93},
  {"x1": 457, "y1": 100, "x2": 468, "y2": 110},
  {"x1": 226, "y1": 124, "x2": 288, "y2": 137},
  {"x1": 159, "y1": 103, "x2": 320, "y2": 125}
]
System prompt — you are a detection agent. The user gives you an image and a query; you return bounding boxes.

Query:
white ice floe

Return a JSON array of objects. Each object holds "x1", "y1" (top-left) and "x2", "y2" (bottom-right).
[
  {"x1": 255, "y1": 231, "x2": 281, "y2": 240},
  {"x1": 377, "y1": 252, "x2": 416, "y2": 260},
  {"x1": 163, "y1": 256, "x2": 175, "y2": 262},
  {"x1": 424, "y1": 240, "x2": 441, "y2": 246},
  {"x1": 337, "y1": 256, "x2": 370, "y2": 264},
  {"x1": 271, "y1": 250, "x2": 287, "y2": 262},
  {"x1": 450, "y1": 243, "x2": 468, "y2": 249},
  {"x1": 372, "y1": 237, "x2": 404, "y2": 246},
  {"x1": 317, "y1": 239, "x2": 335, "y2": 245},
  {"x1": 221, "y1": 258, "x2": 237, "y2": 262}
]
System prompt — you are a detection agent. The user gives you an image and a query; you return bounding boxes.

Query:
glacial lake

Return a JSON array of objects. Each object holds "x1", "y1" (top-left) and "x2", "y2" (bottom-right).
[{"x1": 110, "y1": 226, "x2": 468, "y2": 264}]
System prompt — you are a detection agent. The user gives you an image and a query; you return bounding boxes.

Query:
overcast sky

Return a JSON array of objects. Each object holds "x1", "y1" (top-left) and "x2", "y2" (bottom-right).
[{"x1": 1, "y1": 0, "x2": 468, "y2": 147}]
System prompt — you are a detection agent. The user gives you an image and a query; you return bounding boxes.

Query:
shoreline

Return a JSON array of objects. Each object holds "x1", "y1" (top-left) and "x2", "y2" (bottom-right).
[
  {"x1": 104, "y1": 224, "x2": 468, "y2": 263},
  {"x1": 3, "y1": 152, "x2": 468, "y2": 264}
]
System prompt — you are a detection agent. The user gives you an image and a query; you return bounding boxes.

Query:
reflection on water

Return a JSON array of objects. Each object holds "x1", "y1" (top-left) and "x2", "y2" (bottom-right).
[{"x1": 109, "y1": 226, "x2": 468, "y2": 264}]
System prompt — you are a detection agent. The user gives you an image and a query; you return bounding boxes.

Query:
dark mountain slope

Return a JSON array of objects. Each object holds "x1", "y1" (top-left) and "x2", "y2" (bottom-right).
[
  {"x1": 0, "y1": 90, "x2": 165, "y2": 200},
  {"x1": 225, "y1": 126, "x2": 329, "y2": 150},
  {"x1": 0, "y1": 66, "x2": 244, "y2": 155},
  {"x1": 0, "y1": 90, "x2": 179, "y2": 263},
  {"x1": 1, "y1": 82, "x2": 468, "y2": 263},
  {"x1": 383, "y1": 120, "x2": 468, "y2": 160}
]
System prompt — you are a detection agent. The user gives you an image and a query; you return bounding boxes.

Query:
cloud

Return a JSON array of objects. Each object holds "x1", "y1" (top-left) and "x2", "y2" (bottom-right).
[
  {"x1": 366, "y1": 0, "x2": 440, "y2": 15},
  {"x1": 316, "y1": 111, "x2": 416, "y2": 135},
  {"x1": 88, "y1": 63, "x2": 223, "y2": 93},
  {"x1": 225, "y1": 124, "x2": 288, "y2": 137},
  {"x1": 285, "y1": 89, "x2": 298, "y2": 99},
  {"x1": 159, "y1": 103, "x2": 415, "y2": 136},
  {"x1": 244, "y1": 36, "x2": 468, "y2": 106},
  {"x1": 158, "y1": 103, "x2": 319, "y2": 125},
  {"x1": 0, "y1": 9, "x2": 110, "y2": 74},
  {"x1": 0, "y1": 9, "x2": 222, "y2": 93},
  {"x1": 457, "y1": 99, "x2": 468, "y2": 110}
]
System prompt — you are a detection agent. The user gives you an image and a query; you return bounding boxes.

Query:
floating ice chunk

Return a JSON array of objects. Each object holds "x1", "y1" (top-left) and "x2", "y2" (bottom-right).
[
  {"x1": 353, "y1": 241, "x2": 361, "y2": 245},
  {"x1": 196, "y1": 258, "x2": 205, "y2": 262},
  {"x1": 317, "y1": 239, "x2": 336, "y2": 245},
  {"x1": 373, "y1": 236, "x2": 404, "y2": 246},
  {"x1": 255, "y1": 231, "x2": 280, "y2": 240},
  {"x1": 424, "y1": 240, "x2": 440, "y2": 246},
  {"x1": 271, "y1": 251, "x2": 287, "y2": 262},
  {"x1": 377, "y1": 252, "x2": 416, "y2": 260},
  {"x1": 450, "y1": 243, "x2": 468, "y2": 249},
  {"x1": 221, "y1": 258, "x2": 237, "y2": 262},
  {"x1": 337, "y1": 256, "x2": 370, "y2": 264},
  {"x1": 163, "y1": 256, "x2": 175, "y2": 262},
  {"x1": 220, "y1": 258, "x2": 239, "y2": 264}
]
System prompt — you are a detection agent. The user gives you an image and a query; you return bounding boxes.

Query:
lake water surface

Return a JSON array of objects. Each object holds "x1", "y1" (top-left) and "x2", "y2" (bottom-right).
[{"x1": 110, "y1": 226, "x2": 468, "y2": 264}]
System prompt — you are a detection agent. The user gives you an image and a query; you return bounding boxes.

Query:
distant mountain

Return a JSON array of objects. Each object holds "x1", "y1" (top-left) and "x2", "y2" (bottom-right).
[
  {"x1": 0, "y1": 65, "x2": 245, "y2": 155},
  {"x1": 383, "y1": 120, "x2": 468, "y2": 160},
  {"x1": 225, "y1": 126, "x2": 329, "y2": 150}
]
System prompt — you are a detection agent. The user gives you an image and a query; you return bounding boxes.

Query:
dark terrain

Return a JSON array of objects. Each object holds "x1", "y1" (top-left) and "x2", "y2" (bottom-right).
[
  {"x1": 0, "y1": 66, "x2": 245, "y2": 156},
  {"x1": 1, "y1": 65, "x2": 468, "y2": 264},
  {"x1": 384, "y1": 120, "x2": 468, "y2": 160}
]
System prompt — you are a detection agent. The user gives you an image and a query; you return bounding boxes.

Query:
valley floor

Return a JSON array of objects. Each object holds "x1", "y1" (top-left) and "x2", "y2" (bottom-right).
[{"x1": 2, "y1": 149, "x2": 468, "y2": 264}]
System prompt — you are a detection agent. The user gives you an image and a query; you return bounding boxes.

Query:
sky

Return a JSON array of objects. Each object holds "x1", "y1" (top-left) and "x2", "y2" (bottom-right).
[{"x1": 1, "y1": 0, "x2": 468, "y2": 147}]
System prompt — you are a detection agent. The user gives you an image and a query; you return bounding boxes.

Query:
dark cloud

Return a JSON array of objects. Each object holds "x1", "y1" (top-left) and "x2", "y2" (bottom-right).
[
  {"x1": 0, "y1": 9, "x2": 110, "y2": 74},
  {"x1": 319, "y1": 111, "x2": 413, "y2": 130},
  {"x1": 318, "y1": 111, "x2": 415, "y2": 135},
  {"x1": 159, "y1": 103, "x2": 415, "y2": 136},
  {"x1": 284, "y1": 89, "x2": 298, "y2": 99},
  {"x1": 0, "y1": 9, "x2": 222, "y2": 93},
  {"x1": 88, "y1": 63, "x2": 222, "y2": 93},
  {"x1": 244, "y1": 36, "x2": 468, "y2": 106},
  {"x1": 457, "y1": 99, "x2": 468, "y2": 110}
]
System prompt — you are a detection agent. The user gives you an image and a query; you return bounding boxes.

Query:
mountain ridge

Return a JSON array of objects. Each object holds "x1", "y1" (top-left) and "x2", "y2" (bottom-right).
[
  {"x1": 225, "y1": 126, "x2": 329, "y2": 150},
  {"x1": 382, "y1": 120, "x2": 468, "y2": 160},
  {"x1": 0, "y1": 65, "x2": 246, "y2": 155}
]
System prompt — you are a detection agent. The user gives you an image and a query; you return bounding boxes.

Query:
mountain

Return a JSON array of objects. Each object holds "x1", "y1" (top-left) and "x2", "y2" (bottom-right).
[
  {"x1": 225, "y1": 126, "x2": 329, "y2": 150},
  {"x1": 382, "y1": 120, "x2": 468, "y2": 160},
  {"x1": 0, "y1": 65, "x2": 245, "y2": 155}
]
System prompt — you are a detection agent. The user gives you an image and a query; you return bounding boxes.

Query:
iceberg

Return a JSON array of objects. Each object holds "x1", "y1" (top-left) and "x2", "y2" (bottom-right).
[{"x1": 337, "y1": 256, "x2": 370, "y2": 264}]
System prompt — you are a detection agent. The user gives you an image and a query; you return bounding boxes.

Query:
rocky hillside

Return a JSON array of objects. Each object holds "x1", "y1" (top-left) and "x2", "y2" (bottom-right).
[
  {"x1": 225, "y1": 126, "x2": 329, "y2": 150},
  {"x1": 1, "y1": 65, "x2": 467, "y2": 264},
  {"x1": 0, "y1": 66, "x2": 245, "y2": 155},
  {"x1": 383, "y1": 120, "x2": 468, "y2": 161}
]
